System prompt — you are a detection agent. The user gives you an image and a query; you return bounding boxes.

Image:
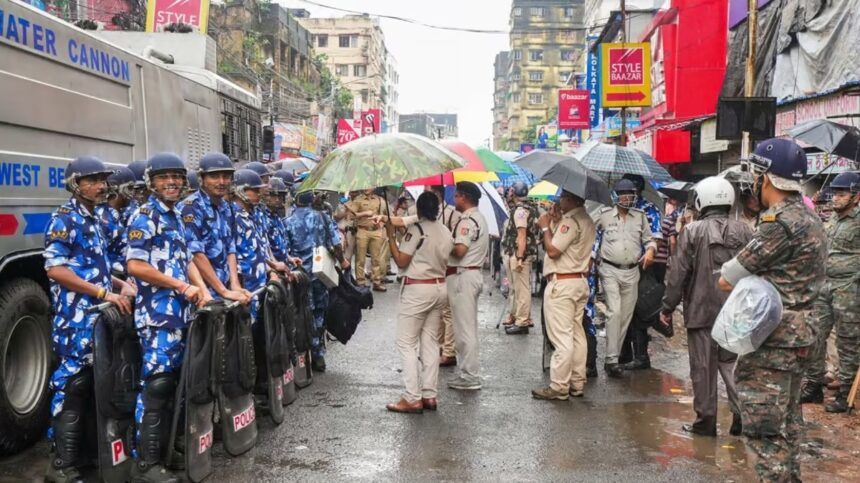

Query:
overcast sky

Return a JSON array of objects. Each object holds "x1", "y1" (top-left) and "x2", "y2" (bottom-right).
[{"x1": 279, "y1": 0, "x2": 511, "y2": 146}]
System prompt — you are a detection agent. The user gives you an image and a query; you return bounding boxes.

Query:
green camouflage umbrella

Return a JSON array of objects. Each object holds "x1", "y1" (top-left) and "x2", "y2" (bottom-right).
[{"x1": 298, "y1": 133, "x2": 466, "y2": 192}]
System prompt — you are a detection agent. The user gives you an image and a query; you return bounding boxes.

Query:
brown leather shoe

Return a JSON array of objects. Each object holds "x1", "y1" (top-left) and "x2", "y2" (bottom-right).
[
  {"x1": 373, "y1": 283, "x2": 387, "y2": 292},
  {"x1": 439, "y1": 355, "x2": 457, "y2": 367},
  {"x1": 421, "y1": 398, "x2": 437, "y2": 410},
  {"x1": 386, "y1": 398, "x2": 423, "y2": 414}
]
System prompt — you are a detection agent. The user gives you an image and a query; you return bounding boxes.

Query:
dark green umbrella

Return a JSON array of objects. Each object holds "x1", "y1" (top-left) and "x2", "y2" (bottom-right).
[
  {"x1": 787, "y1": 119, "x2": 860, "y2": 162},
  {"x1": 298, "y1": 133, "x2": 466, "y2": 192},
  {"x1": 516, "y1": 150, "x2": 612, "y2": 205}
]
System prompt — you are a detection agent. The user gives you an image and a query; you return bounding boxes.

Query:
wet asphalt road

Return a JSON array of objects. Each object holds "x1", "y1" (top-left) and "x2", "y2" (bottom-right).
[{"x1": 3, "y1": 274, "x2": 855, "y2": 481}]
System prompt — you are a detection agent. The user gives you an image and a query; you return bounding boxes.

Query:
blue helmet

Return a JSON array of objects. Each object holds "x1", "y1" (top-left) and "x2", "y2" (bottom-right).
[
  {"x1": 127, "y1": 160, "x2": 147, "y2": 187},
  {"x1": 145, "y1": 153, "x2": 187, "y2": 189},
  {"x1": 273, "y1": 169, "x2": 295, "y2": 186},
  {"x1": 829, "y1": 171, "x2": 860, "y2": 193},
  {"x1": 108, "y1": 166, "x2": 135, "y2": 187},
  {"x1": 269, "y1": 177, "x2": 289, "y2": 195},
  {"x1": 187, "y1": 171, "x2": 200, "y2": 191},
  {"x1": 233, "y1": 168, "x2": 265, "y2": 204},
  {"x1": 244, "y1": 161, "x2": 271, "y2": 178},
  {"x1": 295, "y1": 191, "x2": 315, "y2": 206},
  {"x1": 749, "y1": 139, "x2": 806, "y2": 191},
  {"x1": 511, "y1": 181, "x2": 529, "y2": 198},
  {"x1": 64, "y1": 155, "x2": 114, "y2": 193},
  {"x1": 199, "y1": 153, "x2": 235, "y2": 175}
]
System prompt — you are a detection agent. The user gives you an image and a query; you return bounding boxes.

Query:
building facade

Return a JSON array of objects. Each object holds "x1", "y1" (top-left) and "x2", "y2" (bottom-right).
[
  {"x1": 385, "y1": 52, "x2": 400, "y2": 132},
  {"x1": 504, "y1": 0, "x2": 587, "y2": 148},
  {"x1": 492, "y1": 51, "x2": 510, "y2": 150},
  {"x1": 298, "y1": 15, "x2": 390, "y2": 112},
  {"x1": 400, "y1": 113, "x2": 458, "y2": 139}
]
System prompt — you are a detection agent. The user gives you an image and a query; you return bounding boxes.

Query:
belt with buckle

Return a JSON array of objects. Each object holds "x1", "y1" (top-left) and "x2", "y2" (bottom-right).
[
  {"x1": 547, "y1": 272, "x2": 587, "y2": 281},
  {"x1": 358, "y1": 226, "x2": 380, "y2": 231},
  {"x1": 403, "y1": 277, "x2": 447, "y2": 285},
  {"x1": 445, "y1": 266, "x2": 481, "y2": 277},
  {"x1": 603, "y1": 260, "x2": 638, "y2": 270}
]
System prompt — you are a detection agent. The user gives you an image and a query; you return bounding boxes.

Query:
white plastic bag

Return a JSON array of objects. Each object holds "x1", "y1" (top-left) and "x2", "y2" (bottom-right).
[
  {"x1": 711, "y1": 276, "x2": 783, "y2": 355},
  {"x1": 312, "y1": 246, "x2": 339, "y2": 288}
]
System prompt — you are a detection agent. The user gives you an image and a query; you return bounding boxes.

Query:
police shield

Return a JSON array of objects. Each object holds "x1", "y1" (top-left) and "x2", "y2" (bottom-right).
[
  {"x1": 291, "y1": 271, "x2": 314, "y2": 389},
  {"x1": 213, "y1": 302, "x2": 259, "y2": 456},
  {"x1": 279, "y1": 278, "x2": 298, "y2": 406},
  {"x1": 92, "y1": 306, "x2": 140, "y2": 483},
  {"x1": 259, "y1": 282, "x2": 288, "y2": 424},
  {"x1": 167, "y1": 304, "x2": 218, "y2": 482}
]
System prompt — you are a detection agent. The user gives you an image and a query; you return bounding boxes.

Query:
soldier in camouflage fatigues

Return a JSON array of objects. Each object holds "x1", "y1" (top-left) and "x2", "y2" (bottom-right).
[
  {"x1": 502, "y1": 182, "x2": 540, "y2": 334},
  {"x1": 802, "y1": 172, "x2": 860, "y2": 411},
  {"x1": 720, "y1": 139, "x2": 826, "y2": 482}
]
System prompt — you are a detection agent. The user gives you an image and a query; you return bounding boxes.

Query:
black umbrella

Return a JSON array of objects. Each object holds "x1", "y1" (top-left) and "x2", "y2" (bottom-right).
[
  {"x1": 516, "y1": 150, "x2": 613, "y2": 205},
  {"x1": 657, "y1": 181, "x2": 695, "y2": 202},
  {"x1": 786, "y1": 119, "x2": 860, "y2": 162}
]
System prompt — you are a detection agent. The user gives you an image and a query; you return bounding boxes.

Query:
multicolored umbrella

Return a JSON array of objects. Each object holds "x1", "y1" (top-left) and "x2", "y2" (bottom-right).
[
  {"x1": 404, "y1": 140, "x2": 513, "y2": 186},
  {"x1": 298, "y1": 133, "x2": 466, "y2": 192},
  {"x1": 574, "y1": 141, "x2": 674, "y2": 183},
  {"x1": 527, "y1": 180, "x2": 561, "y2": 200}
]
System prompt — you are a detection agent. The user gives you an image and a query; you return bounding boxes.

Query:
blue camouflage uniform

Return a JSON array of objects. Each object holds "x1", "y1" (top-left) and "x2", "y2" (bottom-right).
[
  {"x1": 234, "y1": 204, "x2": 270, "y2": 321},
  {"x1": 43, "y1": 198, "x2": 112, "y2": 437},
  {"x1": 583, "y1": 232, "x2": 601, "y2": 337},
  {"x1": 265, "y1": 208, "x2": 290, "y2": 262},
  {"x1": 284, "y1": 206, "x2": 342, "y2": 358},
  {"x1": 636, "y1": 198, "x2": 663, "y2": 239},
  {"x1": 181, "y1": 190, "x2": 236, "y2": 297},
  {"x1": 126, "y1": 195, "x2": 192, "y2": 439},
  {"x1": 254, "y1": 205, "x2": 272, "y2": 253},
  {"x1": 96, "y1": 204, "x2": 127, "y2": 275},
  {"x1": 122, "y1": 199, "x2": 139, "y2": 226}
]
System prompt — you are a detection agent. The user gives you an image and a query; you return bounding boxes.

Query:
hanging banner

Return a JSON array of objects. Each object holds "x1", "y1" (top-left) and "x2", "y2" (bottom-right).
[
  {"x1": 558, "y1": 89, "x2": 591, "y2": 129},
  {"x1": 274, "y1": 123, "x2": 302, "y2": 150},
  {"x1": 600, "y1": 42, "x2": 652, "y2": 108},
  {"x1": 337, "y1": 119, "x2": 360, "y2": 146},
  {"x1": 352, "y1": 98, "x2": 363, "y2": 134},
  {"x1": 361, "y1": 109, "x2": 382, "y2": 136},
  {"x1": 586, "y1": 35, "x2": 602, "y2": 128},
  {"x1": 301, "y1": 125, "x2": 318, "y2": 155},
  {"x1": 145, "y1": 0, "x2": 210, "y2": 33}
]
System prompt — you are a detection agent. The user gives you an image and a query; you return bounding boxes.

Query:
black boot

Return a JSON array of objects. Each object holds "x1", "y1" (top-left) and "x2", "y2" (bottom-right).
[
  {"x1": 586, "y1": 331, "x2": 598, "y2": 378},
  {"x1": 682, "y1": 416, "x2": 717, "y2": 437},
  {"x1": 825, "y1": 390, "x2": 849, "y2": 413},
  {"x1": 618, "y1": 331, "x2": 634, "y2": 365},
  {"x1": 621, "y1": 328, "x2": 651, "y2": 370},
  {"x1": 604, "y1": 363, "x2": 624, "y2": 378},
  {"x1": 799, "y1": 382, "x2": 824, "y2": 404},
  {"x1": 45, "y1": 411, "x2": 85, "y2": 483},
  {"x1": 132, "y1": 374, "x2": 180, "y2": 483},
  {"x1": 311, "y1": 355, "x2": 326, "y2": 373},
  {"x1": 729, "y1": 413, "x2": 743, "y2": 436}
]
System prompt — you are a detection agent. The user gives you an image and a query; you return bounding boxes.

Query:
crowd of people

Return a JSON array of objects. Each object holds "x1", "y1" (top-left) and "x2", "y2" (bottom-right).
[{"x1": 41, "y1": 136, "x2": 858, "y2": 483}]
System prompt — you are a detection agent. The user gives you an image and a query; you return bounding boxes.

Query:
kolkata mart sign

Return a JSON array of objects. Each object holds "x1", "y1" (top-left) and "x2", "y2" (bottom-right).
[
  {"x1": 600, "y1": 42, "x2": 652, "y2": 108},
  {"x1": 146, "y1": 0, "x2": 210, "y2": 33}
]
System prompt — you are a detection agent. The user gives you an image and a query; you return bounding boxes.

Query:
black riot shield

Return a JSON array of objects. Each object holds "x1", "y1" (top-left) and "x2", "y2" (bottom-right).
[
  {"x1": 213, "y1": 301, "x2": 259, "y2": 456},
  {"x1": 278, "y1": 278, "x2": 298, "y2": 406},
  {"x1": 92, "y1": 306, "x2": 140, "y2": 483},
  {"x1": 291, "y1": 271, "x2": 314, "y2": 388},
  {"x1": 259, "y1": 282, "x2": 287, "y2": 424},
  {"x1": 167, "y1": 304, "x2": 218, "y2": 482}
]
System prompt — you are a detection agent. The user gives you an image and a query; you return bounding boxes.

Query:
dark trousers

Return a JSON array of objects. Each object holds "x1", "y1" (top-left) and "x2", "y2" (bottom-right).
[
  {"x1": 620, "y1": 263, "x2": 666, "y2": 363},
  {"x1": 687, "y1": 327, "x2": 740, "y2": 429}
]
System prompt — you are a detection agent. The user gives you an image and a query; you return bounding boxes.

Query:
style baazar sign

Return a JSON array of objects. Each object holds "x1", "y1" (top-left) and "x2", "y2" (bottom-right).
[
  {"x1": 145, "y1": 0, "x2": 210, "y2": 33},
  {"x1": 600, "y1": 42, "x2": 652, "y2": 108}
]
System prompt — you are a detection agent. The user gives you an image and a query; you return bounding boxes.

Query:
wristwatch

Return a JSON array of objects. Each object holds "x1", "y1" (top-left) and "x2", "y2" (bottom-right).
[{"x1": 541, "y1": 227, "x2": 550, "y2": 233}]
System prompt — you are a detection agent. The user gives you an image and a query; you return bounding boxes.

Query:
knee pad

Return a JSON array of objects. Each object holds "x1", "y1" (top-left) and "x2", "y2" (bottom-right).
[
  {"x1": 143, "y1": 373, "x2": 177, "y2": 411},
  {"x1": 62, "y1": 368, "x2": 94, "y2": 412}
]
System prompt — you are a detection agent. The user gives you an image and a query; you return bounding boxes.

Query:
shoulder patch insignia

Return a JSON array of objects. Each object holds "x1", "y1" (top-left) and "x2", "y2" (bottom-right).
[
  {"x1": 49, "y1": 230, "x2": 69, "y2": 240},
  {"x1": 128, "y1": 230, "x2": 144, "y2": 240},
  {"x1": 139, "y1": 207, "x2": 151, "y2": 215},
  {"x1": 560, "y1": 225, "x2": 570, "y2": 234},
  {"x1": 405, "y1": 233, "x2": 412, "y2": 242},
  {"x1": 184, "y1": 199, "x2": 194, "y2": 205},
  {"x1": 761, "y1": 214, "x2": 777, "y2": 223},
  {"x1": 57, "y1": 206, "x2": 71, "y2": 214},
  {"x1": 460, "y1": 226, "x2": 469, "y2": 236},
  {"x1": 183, "y1": 214, "x2": 194, "y2": 223}
]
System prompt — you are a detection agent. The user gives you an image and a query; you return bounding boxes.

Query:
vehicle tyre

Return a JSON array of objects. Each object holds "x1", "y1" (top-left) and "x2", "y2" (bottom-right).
[{"x1": 0, "y1": 278, "x2": 53, "y2": 456}]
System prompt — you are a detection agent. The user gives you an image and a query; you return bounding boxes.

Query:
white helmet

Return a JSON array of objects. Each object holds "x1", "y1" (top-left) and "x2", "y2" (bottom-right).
[{"x1": 694, "y1": 176, "x2": 735, "y2": 211}]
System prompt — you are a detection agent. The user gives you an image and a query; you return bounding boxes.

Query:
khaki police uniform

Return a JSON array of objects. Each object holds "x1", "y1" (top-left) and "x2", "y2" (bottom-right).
[
  {"x1": 447, "y1": 207, "x2": 489, "y2": 385},
  {"x1": 347, "y1": 193, "x2": 387, "y2": 286},
  {"x1": 334, "y1": 203, "x2": 356, "y2": 263},
  {"x1": 402, "y1": 204, "x2": 461, "y2": 358},
  {"x1": 396, "y1": 219, "x2": 453, "y2": 402},
  {"x1": 594, "y1": 206, "x2": 656, "y2": 364},
  {"x1": 543, "y1": 207, "x2": 596, "y2": 393},
  {"x1": 505, "y1": 205, "x2": 535, "y2": 327}
]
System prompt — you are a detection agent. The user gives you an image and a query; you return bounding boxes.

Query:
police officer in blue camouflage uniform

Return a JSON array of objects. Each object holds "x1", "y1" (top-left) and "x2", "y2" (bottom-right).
[
  {"x1": 126, "y1": 153, "x2": 209, "y2": 483},
  {"x1": 96, "y1": 166, "x2": 136, "y2": 277},
  {"x1": 43, "y1": 156, "x2": 135, "y2": 483},
  {"x1": 181, "y1": 153, "x2": 250, "y2": 304},
  {"x1": 285, "y1": 191, "x2": 349, "y2": 372},
  {"x1": 244, "y1": 162, "x2": 274, "y2": 246},
  {"x1": 719, "y1": 139, "x2": 827, "y2": 482},
  {"x1": 124, "y1": 160, "x2": 149, "y2": 224},
  {"x1": 265, "y1": 177, "x2": 291, "y2": 262}
]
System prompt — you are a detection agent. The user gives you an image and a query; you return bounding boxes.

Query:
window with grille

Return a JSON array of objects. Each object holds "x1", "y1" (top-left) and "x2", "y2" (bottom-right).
[
  {"x1": 513, "y1": 7, "x2": 522, "y2": 16},
  {"x1": 530, "y1": 7, "x2": 545, "y2": 16},
  {"x1": 528, "y1": 71, "x2": 543, "y2": 82},
  {"x1": 336, "y1": 64, "x2": 349, "y2": 76},
  {"x1": 528, "y1": 93, "x2": 543, "y2": 105},
  {"x1": 561, "y1": 50, "x2": 576, "y2": 62},
  {"x1": 354, "y1": 64, "x2": 367, "y2": 77},
  {"x1": 512, "y1": 50, "x2": 522, "y2": 60},
  {"x1": 339, "y1": 35, "x2": 358, "y2": 48},
  {"x1": 529, "y1": 50, "x2": 543, "y2": 62},
  {"x1": 317, "y1": 34, "x2": 328, "y2": 47}
]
